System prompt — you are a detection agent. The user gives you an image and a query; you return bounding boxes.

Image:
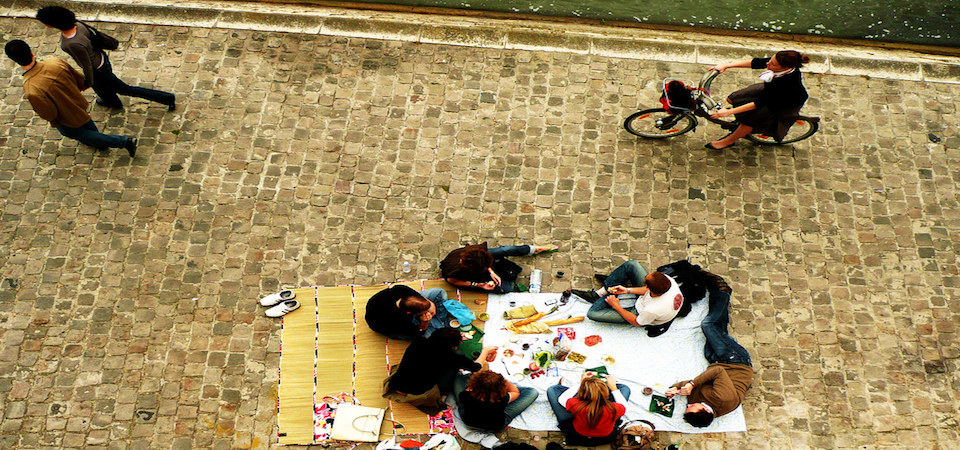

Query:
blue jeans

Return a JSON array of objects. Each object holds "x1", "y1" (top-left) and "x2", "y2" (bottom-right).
[
  {"x1": 453, "y1": 374, "x2": 539, "y2": 430},
  {"x1": 57, "y1": 120, "x2": 128, "y2": 149},
  {"x1": 93, "y1": 53, "x2": 175, "y2": 108},
  {"x1": 701, "y1": 289, "x2": 752, "y2": 366},
  {"x1": 488, "y1": 245, "x2": 534, "y2": 294},
  {"x1": 587, "y1": 260, "x2": 648, "y2": 323},
  {"x1": 418, "y1": 288, "x2": 449, "y2": 338},
  {"x1": 546, "y1": 383, "x2": 632, "y2": 423}
]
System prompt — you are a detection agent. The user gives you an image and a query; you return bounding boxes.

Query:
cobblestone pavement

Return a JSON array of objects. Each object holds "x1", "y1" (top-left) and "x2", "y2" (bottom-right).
[{"x1": 1, "y1": 6, "x2": 959, "y2": 450}]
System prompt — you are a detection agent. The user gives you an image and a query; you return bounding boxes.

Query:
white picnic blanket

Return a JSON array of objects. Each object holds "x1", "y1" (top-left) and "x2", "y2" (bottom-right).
[{"x1": 483, "y1": 292, "x2": 747, "y2": 433}]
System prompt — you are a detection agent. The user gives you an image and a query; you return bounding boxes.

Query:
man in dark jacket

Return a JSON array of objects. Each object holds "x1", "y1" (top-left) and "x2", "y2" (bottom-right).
[
  {"x1": 665, "y1": 276, "x2": 753, "y2": 427},
  {"x1": 37, "y1": 6, "x2": 176, "y2": 110},
  {"x1": 5, "y1": 40, "x2": 136, "y2": 156}
]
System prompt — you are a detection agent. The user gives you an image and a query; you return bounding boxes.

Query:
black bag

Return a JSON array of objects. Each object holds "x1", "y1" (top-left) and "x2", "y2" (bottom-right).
[
  {"x1": 491, "y1": 258, "x2": 523, "y2": 283},
  {"x1": 80, "y1": 21, "x2": 119, "y2": 51}
]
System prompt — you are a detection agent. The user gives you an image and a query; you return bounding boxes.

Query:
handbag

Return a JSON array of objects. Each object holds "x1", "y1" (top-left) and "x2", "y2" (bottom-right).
[
  {"x1": 79, "y1": 21, "x2": 120, "y2": 51},
  {"x1": 315, "y1": 392, "x2": 359, "y2": 443},
  {"x1": 613, "y1": 419, "x2": 657, "y2": 450},
  {"x1": 330, "y1": 403, "x2": 405, "y2": 442}
]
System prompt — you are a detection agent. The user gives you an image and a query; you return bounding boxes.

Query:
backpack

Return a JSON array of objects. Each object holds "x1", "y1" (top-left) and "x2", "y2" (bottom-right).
[
  {"x1": 657, "y1": 259, "x2": 707, "y2": 318},
  {"x1": 80, "y1": 21, "x2": 119, "y2": 51},
  {"x1": 613, "y1": 419, "x2": 657, "y2": 450}
]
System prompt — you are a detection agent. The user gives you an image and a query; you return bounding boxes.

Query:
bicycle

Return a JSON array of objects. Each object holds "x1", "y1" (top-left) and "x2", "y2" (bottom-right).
[{"x1": 623, "y1": 70, "x2": 820, "y2": 145}]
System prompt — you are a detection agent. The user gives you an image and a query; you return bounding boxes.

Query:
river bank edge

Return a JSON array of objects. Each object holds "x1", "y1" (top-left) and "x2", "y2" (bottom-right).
[{"x1": 2, "y1": 0, "x2": 958, "y2": 84}]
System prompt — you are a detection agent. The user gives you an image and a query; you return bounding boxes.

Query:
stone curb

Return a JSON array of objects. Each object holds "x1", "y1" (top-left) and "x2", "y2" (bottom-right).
[{"x1": 5, "y1": 0, "x2": 958, "y2": 84}]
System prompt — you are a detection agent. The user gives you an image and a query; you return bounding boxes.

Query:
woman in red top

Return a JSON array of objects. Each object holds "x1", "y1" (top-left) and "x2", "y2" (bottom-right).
[{"x1": 547, "y1": 372, "x2": 630, "y2": 445}]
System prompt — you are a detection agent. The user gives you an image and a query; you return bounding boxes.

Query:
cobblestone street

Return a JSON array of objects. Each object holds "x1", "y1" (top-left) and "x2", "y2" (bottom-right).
[{"x1": 0, "y1": 2, "x2": 959, "y2": 449}]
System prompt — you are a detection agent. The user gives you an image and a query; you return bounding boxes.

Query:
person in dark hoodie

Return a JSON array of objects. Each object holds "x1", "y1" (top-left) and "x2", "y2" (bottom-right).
[
  {"x1": 37, "y1": 5, "x2": 176, "y2": 110},
  {"x1": 383, "y1": 328, "x2": 496, "y2": 415}
]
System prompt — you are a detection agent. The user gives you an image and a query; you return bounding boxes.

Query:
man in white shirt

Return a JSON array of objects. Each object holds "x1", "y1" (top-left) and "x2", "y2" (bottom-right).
[{"x1": 572, "y1": 260, "x2": 684, "y2": 337}]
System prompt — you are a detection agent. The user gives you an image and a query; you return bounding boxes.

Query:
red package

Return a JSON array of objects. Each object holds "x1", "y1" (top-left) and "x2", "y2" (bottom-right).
[{"x1": 558, "y1": 327, "x2": 576, "y2": 340}]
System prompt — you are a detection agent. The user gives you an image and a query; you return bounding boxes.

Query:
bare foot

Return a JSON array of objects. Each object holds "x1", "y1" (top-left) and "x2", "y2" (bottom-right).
[{"x1": 534, "y1": 244, "x2": 559, "y2": 254}]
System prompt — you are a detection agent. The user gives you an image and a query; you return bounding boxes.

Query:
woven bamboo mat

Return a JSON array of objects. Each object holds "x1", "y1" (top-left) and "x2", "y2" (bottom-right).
[{"x1": 276, "y1": 281, "x2": 488, "y2": 445}]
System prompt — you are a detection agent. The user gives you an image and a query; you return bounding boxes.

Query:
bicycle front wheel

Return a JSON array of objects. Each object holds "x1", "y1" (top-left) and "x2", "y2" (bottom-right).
[
  {"x1": 746, "y1": 117, "x2": 820, "y2": 145},
  {"x1": 624, "y1": 108, "x2": 696, "y2": 139}
]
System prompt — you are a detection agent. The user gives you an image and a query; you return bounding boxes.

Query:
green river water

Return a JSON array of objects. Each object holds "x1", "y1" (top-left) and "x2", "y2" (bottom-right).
[{"x1": 357, "y1": 0, "x2": 959, "y2": 47}]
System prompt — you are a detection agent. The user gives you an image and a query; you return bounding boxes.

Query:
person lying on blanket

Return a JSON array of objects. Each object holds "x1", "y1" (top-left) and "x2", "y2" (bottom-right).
[
  {"x1": 452, "y1": 369, "x2": 538, "y2": 432},
  {"x1": 383, "y1": 328, "x2": 497, "y2": 416},
  {"x1": 571, "y1": 260, "x2": 683, "y2": 337},
  {"x1": 365, "y1": 284, "x2": 450, "y2": 340},
  {"x1": 664, "y1": 275, "x2": 753, "y2": 427},
  {"x1": 546, "y1": 371, "x2": 631, "y2": 446}
]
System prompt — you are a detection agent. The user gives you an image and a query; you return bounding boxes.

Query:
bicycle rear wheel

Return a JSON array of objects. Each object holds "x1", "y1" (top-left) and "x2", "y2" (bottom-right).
[
  {"x1": 746, "y1": 117, "x2": 820, "y2": 145},
  {"x1": 624, "y1": 108, "x2": 696, "y2": 139}
]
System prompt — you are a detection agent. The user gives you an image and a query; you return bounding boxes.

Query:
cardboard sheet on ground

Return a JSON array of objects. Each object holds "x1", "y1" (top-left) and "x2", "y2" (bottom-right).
[{"x1": 484, "y1": 292, "x2": 747, "y2": 433}]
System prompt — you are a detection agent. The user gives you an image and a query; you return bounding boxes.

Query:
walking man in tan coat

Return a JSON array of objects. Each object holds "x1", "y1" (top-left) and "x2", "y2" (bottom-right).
[{"x1": 4, "y1": 39, "x2": 137, "y2": 156}]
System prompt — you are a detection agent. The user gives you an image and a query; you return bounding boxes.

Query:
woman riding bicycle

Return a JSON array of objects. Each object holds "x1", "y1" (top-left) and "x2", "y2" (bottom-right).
[{"x1": 705, "y1": 50, "x2": 810, "y2": 150}]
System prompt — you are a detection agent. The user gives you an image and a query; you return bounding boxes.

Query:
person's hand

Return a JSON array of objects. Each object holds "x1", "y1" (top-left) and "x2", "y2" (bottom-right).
[
  {"x1": 581, "y1": 371, "x2": 596, "y2": 381},
  {"x1": 608, "y1": 285, "x2": 630, "y2": 295},
  {"x1": 419, "y1": 309, "x2": 435, "y2": 323},
  {"x1": 605, "y1": 375, "x2": 618, "y2": 389},
  {"x1": 418, "y1": 319, "x2": 430, "y2": 331},
  {"x1": 489, "y1": 270, "x2": 502, "y2": 287},
  {"x1": 679, "y1": 382, "x2": 694, "y2": 396},
  {"x1": 665, "y1": 387, "x2": 679, "y2": 398},
  {"x1": 479, "y1": 346, "x2": 498, "y2": 361},
  {"x1": 604, "y1": 295, "x2": 621, "y2": 307},
  {"x1": 479, "y1": 281, "x2": 496, "y2": 290},
  {"x1": 709, "y1": 64, "x2": 727, "y2": 73},
  {"x1": 710, "y1": 108, "x2": 733, "y2": 119}
]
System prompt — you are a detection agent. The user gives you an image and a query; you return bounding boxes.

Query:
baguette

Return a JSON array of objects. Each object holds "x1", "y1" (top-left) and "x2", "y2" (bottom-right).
[
  {"x1": 512, "y1": 312, "x2": 547, "y2": 327},
  {"x1": 543, "y1": 316, "x2": 585, "y2": 326}
]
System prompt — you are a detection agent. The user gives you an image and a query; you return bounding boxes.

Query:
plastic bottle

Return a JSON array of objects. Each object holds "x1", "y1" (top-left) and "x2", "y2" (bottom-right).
[
  {"x1": 401, "y1": 261, "x2": 411, "y2": 273},
  {"x1": 529, "y1": 269, "x2": 542, "y2": 293}
]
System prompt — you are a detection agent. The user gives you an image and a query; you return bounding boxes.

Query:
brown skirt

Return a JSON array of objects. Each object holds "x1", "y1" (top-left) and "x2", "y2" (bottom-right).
[{"x1": 728, "y1": 83, "x2": 801, "y2": 142}]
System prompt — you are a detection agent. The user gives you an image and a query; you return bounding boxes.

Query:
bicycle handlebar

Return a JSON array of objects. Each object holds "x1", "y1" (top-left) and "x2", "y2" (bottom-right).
[{"x1": 698, "y1": 69, "x2": 721, "y2": 92}]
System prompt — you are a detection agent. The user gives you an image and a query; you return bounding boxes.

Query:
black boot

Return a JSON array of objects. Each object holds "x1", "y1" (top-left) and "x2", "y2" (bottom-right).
[
  {"x1": 570, "y1": 289, "x2": 600, "y2": 303},
  {"x1": 699, "y1": 269, "x2": 732, "y2": 294},
  {"x1": 645, "y1": 319, "x2": 674, "y2": 338}
]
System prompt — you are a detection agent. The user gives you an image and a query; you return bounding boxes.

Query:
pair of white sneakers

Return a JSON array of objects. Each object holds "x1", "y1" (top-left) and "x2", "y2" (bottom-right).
[{"x1": 260, "y1": 289, "x2": 301, "y2": 317}]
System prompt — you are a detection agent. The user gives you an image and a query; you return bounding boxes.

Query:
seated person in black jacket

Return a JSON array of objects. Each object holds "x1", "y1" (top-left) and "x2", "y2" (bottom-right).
[
  {"x1": 365, "y1": 285, "x2": 449, "y2": 340},
  {"x1": 382, "y1": 328, "x2": 496, "y2": 415}
]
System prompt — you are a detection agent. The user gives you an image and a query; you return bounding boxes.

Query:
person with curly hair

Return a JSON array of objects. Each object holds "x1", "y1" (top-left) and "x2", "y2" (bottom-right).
[
  {"x1": 453, "y1": 369, "x2": 537, "y2": 431},
  {"x1": 547, "y1": 371, "x2": 630, "y2": 445},
  {"x1": 441, "y1": 242, "x2": 557, "y2": 294}
]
